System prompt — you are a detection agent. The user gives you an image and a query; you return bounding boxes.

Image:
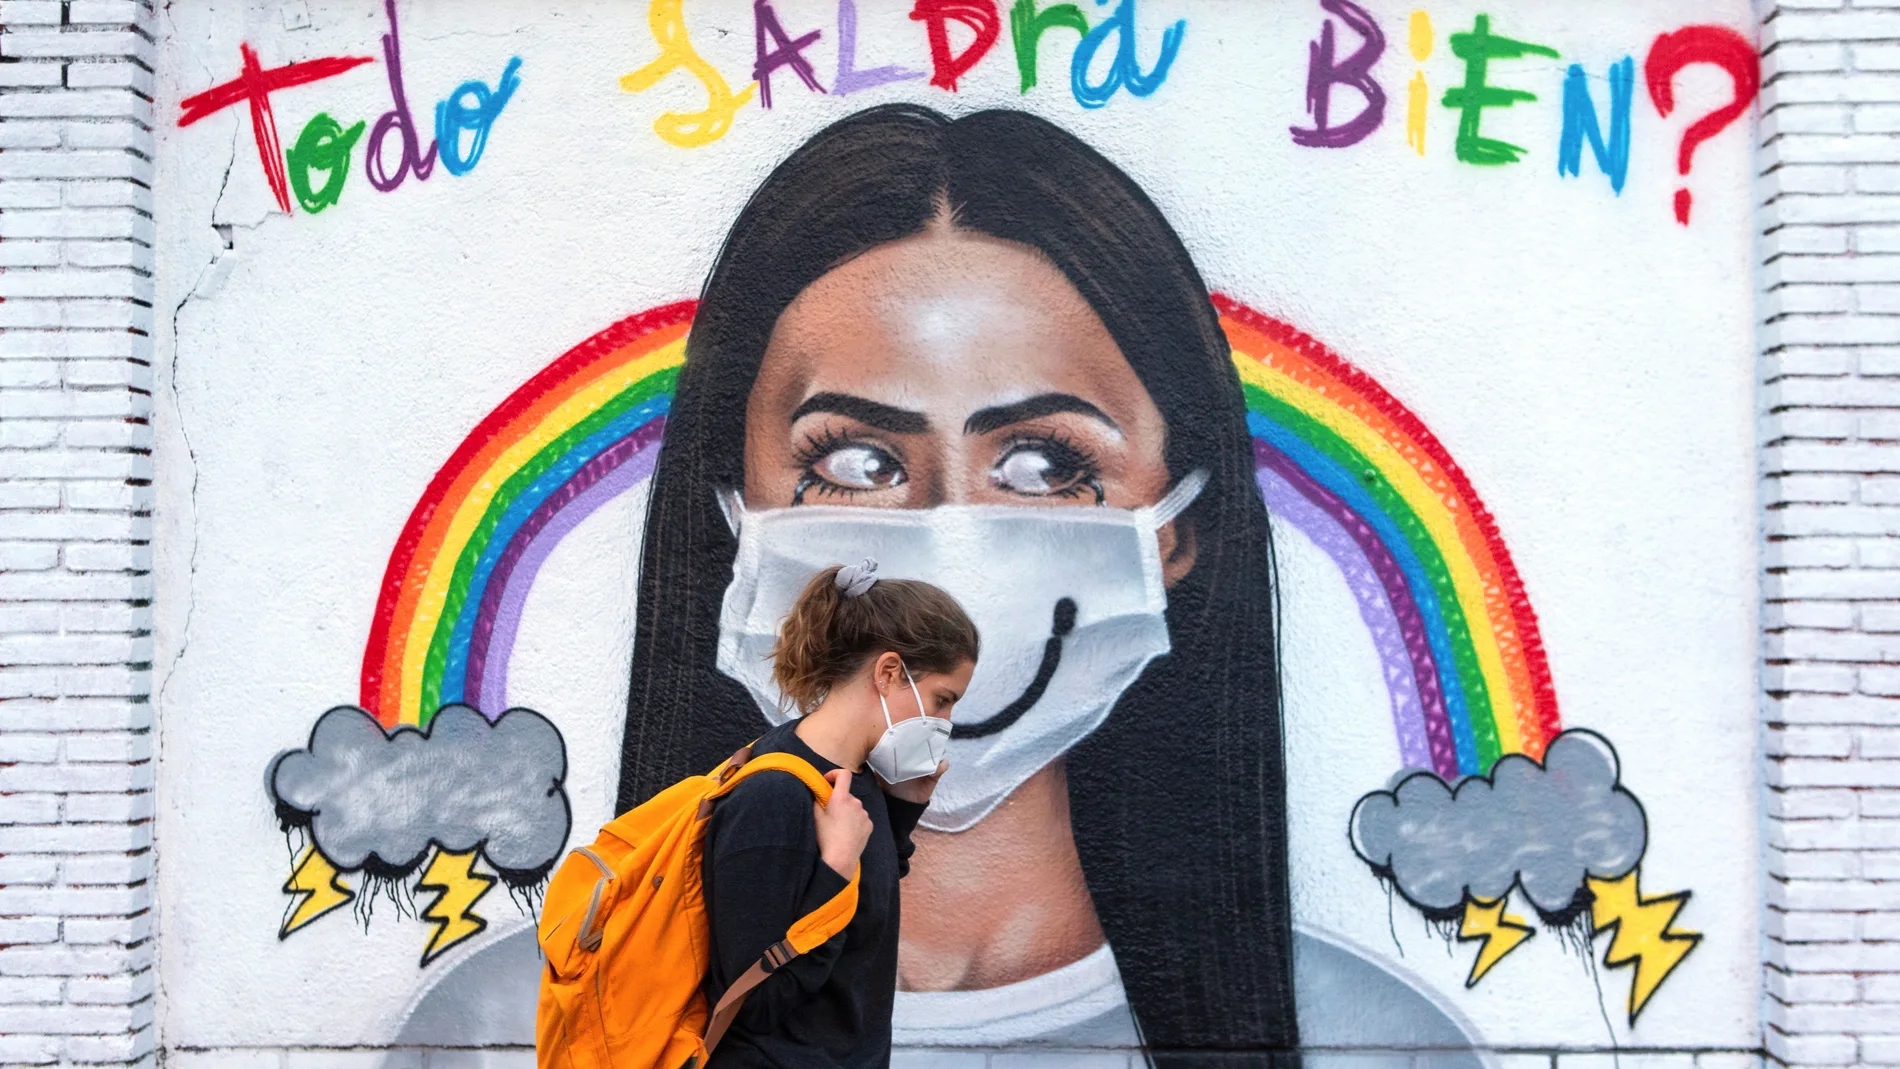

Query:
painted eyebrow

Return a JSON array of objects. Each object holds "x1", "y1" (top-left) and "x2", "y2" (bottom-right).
[
  {"x1": 963, "y1": 393, "x2": 1120, "y2": 436},
  {"x1": 790, "y1": 392, "x2": 929, "y2": 434}
]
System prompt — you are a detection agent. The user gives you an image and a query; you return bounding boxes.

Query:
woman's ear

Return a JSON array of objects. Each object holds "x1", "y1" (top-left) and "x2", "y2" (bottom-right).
[
  {"x1": 1158, "y1": 517, "x2": 1198, "y2": 589},
  {"x1": 871, "y1": 650, "x2": 904, "y2": 693}
]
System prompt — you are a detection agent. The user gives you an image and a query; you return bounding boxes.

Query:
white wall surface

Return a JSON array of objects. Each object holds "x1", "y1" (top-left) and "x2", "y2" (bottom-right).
[{"x1": 143, "y1": 0, "x2": 1765, "y2": 1063}]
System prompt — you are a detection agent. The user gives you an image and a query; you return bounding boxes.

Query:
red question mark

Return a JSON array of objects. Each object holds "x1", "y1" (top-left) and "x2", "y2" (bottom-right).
[{"x1": 1644, "y1": 26, "x2": 1760, "y2": 226}]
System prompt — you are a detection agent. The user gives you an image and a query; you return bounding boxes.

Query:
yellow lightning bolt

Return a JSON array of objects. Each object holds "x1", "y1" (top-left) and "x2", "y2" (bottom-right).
[
  {"x1": 1457, "y1": 896, "x2": 1535, "y2": 987},
  {"x1": 1588, "y1": 870, "x2": 1702, "y2": 1024},
  {"x1": 280, "y1": 846, "x2": 354, "y2": 939},
  {"x1": 416, "y1": 848, "x2": 496, "y2": 966}
]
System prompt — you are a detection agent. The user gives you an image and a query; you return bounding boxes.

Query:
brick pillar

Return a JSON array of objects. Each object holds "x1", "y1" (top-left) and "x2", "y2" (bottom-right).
[
  {"x1": 1758, "y1": 1, "x2": 1900, "y2": 1065},
  {"x1": 0, "y1": 1, "x2": 158, "y2": 1065}
]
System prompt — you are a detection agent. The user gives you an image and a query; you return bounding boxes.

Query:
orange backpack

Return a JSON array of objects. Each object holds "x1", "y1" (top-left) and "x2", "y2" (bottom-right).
[{"x1": 536, "y1": 746, "x2": 861, "y2": 1069}]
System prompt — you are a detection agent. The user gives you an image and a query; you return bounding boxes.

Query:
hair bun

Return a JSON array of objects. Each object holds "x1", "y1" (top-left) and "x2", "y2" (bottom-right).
[{"x1": 835, "y1": 558, "x2": 879, "y2": 598}]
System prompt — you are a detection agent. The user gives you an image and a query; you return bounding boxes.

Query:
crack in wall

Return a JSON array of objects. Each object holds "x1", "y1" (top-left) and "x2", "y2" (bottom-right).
[{"x1": 157, "y1": 118, "x2": 238, "y2": 717}]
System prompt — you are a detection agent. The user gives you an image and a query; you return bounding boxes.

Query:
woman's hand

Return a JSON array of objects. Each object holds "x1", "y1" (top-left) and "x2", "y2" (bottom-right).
[
  {"x1": 813, "y1": 769, "x2": 872, "y2": 879},
  {"x1": 878, "y1": 760, "x2": 950, "y2": 806}
]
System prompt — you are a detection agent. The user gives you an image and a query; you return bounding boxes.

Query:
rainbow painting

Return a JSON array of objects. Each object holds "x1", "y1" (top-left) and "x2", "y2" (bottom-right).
[
  {"x1": 359, "y1": 302, "x2": 689, "y2": 727},
  {"x1": 1219, "y1": 295, "x2": 1559, "y2": 777},
  {"x1": 359, "y1": 296, "x2": 1559, "y2": 779}
]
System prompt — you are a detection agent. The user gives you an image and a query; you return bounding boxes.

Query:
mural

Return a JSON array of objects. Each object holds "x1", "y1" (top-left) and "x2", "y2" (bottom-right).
[{"x1": 154, "y1": 0, "x2": 1764, "y2": 1064}]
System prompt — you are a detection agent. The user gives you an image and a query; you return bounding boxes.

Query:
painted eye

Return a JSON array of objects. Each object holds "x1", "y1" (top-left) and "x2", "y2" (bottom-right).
[
  {"x1": 992, "y1": 443, "x2": 1090, "y2": 496},
  {"x1": 814, "y1": 443, "x2": 907, "y2": 491}
]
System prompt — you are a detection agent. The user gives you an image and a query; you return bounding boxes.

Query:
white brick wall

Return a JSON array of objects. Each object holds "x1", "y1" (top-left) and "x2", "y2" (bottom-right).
[
  {"x1": 1760, "y1": 1, "x2": 1900, "y2": 1066},
  {"x1": 0, "y1": 0, "x2": 158, "y2": 1065}
]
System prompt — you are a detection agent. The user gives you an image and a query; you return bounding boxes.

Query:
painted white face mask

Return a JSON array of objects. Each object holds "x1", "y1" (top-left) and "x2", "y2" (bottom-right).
[
  {"x1": 866, "y1": 662, "x2": 951, "y2": 785},
  {"x1": 715, "y1": 470, "x2": 1206, "y2": 832}
]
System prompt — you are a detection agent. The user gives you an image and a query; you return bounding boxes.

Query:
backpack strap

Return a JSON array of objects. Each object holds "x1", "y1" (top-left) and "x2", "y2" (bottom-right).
[{"x1": 699, "y1": 750, "x2": 863, "y2": 1055}]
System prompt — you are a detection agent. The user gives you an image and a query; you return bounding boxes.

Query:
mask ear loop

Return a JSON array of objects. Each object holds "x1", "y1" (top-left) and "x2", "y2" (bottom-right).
[
  {"x1": 714, "y1": 487, "x2": 746, "y2": 537},
  {"x1": 901, "y1": 662, "x2": 933, "y2": 723},
  {"x1": 1150, "y1": 469, "x2": 1209, "y2": 529}
]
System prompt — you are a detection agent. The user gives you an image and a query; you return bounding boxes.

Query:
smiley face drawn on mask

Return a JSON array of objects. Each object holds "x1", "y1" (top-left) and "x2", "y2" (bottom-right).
[{"x1": 951, "y1": 597, "x2": 1077, "y2": 740}]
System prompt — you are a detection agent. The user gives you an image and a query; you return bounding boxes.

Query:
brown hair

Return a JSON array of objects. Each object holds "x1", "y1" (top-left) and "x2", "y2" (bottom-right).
[{"x1": 772, "y1": 566, "x2": 979, "y2": 714}]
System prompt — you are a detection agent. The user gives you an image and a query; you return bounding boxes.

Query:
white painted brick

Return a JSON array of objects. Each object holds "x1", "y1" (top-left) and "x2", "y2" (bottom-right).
[
  {"x1": 2, "y1": 794, "x2": 62, "y2": 824},
  {"x1": 1766, "y1": 537, "x2": 1857, "y2": 567},
  {"x1": 1865, "y1": 790, "x2": 1900, "y2": 815},
  {"x1": 1773, "y1": 756, "x2": 1900, "y2": 785},
  {"x1": 1865, "y1": 1036, "x2": 1900, "y2": 1065},
  {"x1": 1772, "y1": 907, "x2": 1861, "y2": 940},
  {"x1": 1770, "y1": 968, "x2": 1862, "y2": 1003},
  {"x1": 1768, "y1": 569, "x2": 1900, "y2": 598},
  {"x1": 1864, "y1": 411, "x2": 1900, "y2": 438},
  {"x1": 1772, "y1": 11, "x2": 1900, "y2": 40},
  {"x1": 65, "y1": 481, "x2": 152, "y2": 512},
  {"x1": 1766, "y1": 134, "x2": 1900, "y2": 166},
  {"x1": 1867, "y1": 973, "x2": 1900, "y2": 1000},
  {"x1": 0, "y1": 32, "x2": 154, "y2": 61},
  {"x1": 1773, "y1": 475, "x2": 1860, "y2": 505},
  {"x1": 1774, "y1": 787, "x2": 1863, "y2": 818},
  {"x1": 62, "y1": 1025, "x2": 155, "y2": 1062},
  {"x1": 1777, "y1": 689, "x2": 1900, "y2": 722},
  {"x1": 1770, "y1": 283, "x2": 1856, "y2": 316},
  {"x1": 1772, "y1": 225, "x2": 1854, "y2": 256},
  {"x1": 0, "y1": 1, "x2": 66, "y2": 23},
  {"x1": 63, "y1": 732, "x2": 150, "y2": 764},
  {"x1": 66, "y1": 972, "x2": 155, "y2": 1006},
  {"x1": 1766, "y1": 104, "x2": 1855, "y2": 138},
  {"x1": 0, "y1": 482, "x2": 64, "y2": 509},
  {"x1": 1766, "y1": 346, "x2": 1859, "y2": 377},
  {"x1": 1767, "y1": 504, "x2": 1900, "y2": 536},
  {"x1": 60, "y1": 854, "x2": 150, "y2": 886},
  {"x1": 0, "y1": 822, "x2": 150, "y2": 856},
  {"x1": 1770, "y1": 601, "x2": 1857, "y2": 630},
  {"x1": 1772, "y1": 628, "x2": 1900, "y2": 659},
  {"x1": 63, "y1": 180, "x2": 155, "y2": 211},
  {"x1": 63, "y1": 543, "x2": 151, "y2": 573},
  {"x1": 0, "y1": 239, "x2": 61, "y2": 268},
  {"x1": 0, "y1": 181, "x2": 62, "y2": 209},
  {"x1": 66, "y1": 62, "x2": 155, "y2": 95},
  {"x1": 62, "y1": 794, "x2": 152, "y2": 827},
  {"x1": 65, "y1": 241, "x2": 149, "y2": 269},
  {"x1": 1776, "y1": 846, "x2": 1860, "y2": 877},
  {"x1": 1771, "y1": 165, "x2": 1853, "y2": 198},
  {"x1": 1767, "y1": 1031, "x2": 1857, "y2": 1066},
  {"x1": 1866, "y1": 850, "x2": 1900, "y2": 877},
  {"x1": 63, "y1": 914, "x2": 152, "y2": 946},
  {"x1": 1768, "y1": 663, "x2": 1861, "y2": 693},
  {"x1": 0, "y1": 543, "x2": 62, "y2": 571},
  {"x1": 0, "y1": 699, "x2": 150, "y2": 734},
  {"x1": 0, "y1": 853, "x2": 61, "y2": 883},
  {"x1": 0, "y1": 975, "x2": 65, "y2": 1003},
  {"x1": 0, "y1": 733, "x2": 61, "y2": 763},
  {"x1": 1867, "y1": 665, "x2": 1900, "y2": 694},
  {"x1": 1776, "y1": 42, "x2": 1852, "y2": 74},
  {"x1": 0, "y1": 1034, "x2": 61, "y2": 1065},
  {"x1": 66, "y1": 1, "x2": 146, "y2": 24},
  {"x1": 0, "y1": 361, "x2": 63, "y2": 388}
]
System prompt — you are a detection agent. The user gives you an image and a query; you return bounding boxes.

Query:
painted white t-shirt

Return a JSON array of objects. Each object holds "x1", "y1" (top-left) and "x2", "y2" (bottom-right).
[{"x1": 891, "y1": 943, "x2": 1142, "y2": 1048}]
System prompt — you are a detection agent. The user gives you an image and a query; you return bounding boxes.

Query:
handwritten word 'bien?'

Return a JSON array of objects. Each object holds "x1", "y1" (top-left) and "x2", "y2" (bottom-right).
[
  {"x1": 178, "y1": 0, "x2": 522, "y2": 216},
  {"x1": 1289, "y1": 3, "x2": 1758, "y2": 226},
  {"x1": 620, "y1": 0, "x2": 1185, "y2": 149}
]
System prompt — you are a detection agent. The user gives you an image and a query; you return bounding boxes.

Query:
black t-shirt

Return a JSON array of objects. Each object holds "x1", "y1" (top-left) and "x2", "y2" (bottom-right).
[{"x1": 702, "y1": 720, "x2": 927, "y2": 1069}]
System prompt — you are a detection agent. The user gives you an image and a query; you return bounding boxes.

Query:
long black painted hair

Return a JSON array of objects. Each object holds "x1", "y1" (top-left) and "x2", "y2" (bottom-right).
[{"x1": 618, "y1": 105, "x2": 1296, "y2": 1059}]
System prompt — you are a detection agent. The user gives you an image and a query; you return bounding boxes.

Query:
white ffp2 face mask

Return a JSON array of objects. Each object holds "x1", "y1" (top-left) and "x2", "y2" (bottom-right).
[
  {"x1": 714, "y1": 471, "x2": 1206, "y2": 832},
  {"x1": 866, "y1": 663, "x2": 951, "y2": 785}
]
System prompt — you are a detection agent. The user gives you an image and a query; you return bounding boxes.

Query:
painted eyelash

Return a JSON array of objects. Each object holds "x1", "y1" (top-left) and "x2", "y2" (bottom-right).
[
  {"x1": 998, "y1": 432, "x2": 1107, "y2": 504},
  {"x1": 791, "y1": 426, "x2": 903, "y2": 505}
]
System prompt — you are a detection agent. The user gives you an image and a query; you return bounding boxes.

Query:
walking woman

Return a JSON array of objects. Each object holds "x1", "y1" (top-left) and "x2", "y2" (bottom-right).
[{"x1": 703, "y1": 561, "x2": 978, "y2": 1069}]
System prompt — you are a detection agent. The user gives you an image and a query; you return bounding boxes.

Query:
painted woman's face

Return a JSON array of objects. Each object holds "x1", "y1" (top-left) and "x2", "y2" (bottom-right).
[{"x1": 744, "y1": 224, "x2": 1196, "y2": 585}]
